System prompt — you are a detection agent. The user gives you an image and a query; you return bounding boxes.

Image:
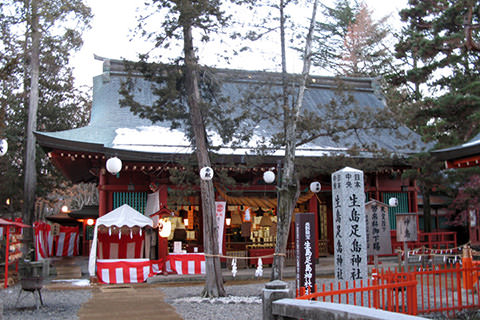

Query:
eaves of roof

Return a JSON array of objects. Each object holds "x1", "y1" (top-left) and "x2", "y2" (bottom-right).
[{"x1": 432, "y1": 134, "x2": 480, "y2": 161}]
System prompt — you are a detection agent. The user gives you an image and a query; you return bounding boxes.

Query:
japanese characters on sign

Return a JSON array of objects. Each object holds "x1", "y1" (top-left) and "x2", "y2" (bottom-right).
[
  {"x1": 332, "y1": 167, "x2": 367, "y2": 282},
  {"x1": 396, "y1": 214, "x2": 418, "y2": 242},
  {"x1": 365, "y1": 200, "x2": 392, "y2": 256},
  {"x1": 295, "y1": 212, "x2": 316, "y2": 294}
]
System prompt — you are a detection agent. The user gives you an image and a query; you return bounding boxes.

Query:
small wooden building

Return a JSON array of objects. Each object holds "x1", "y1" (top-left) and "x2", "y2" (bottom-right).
[{"x1": 35, "y1": 58, "x2": 430, "y2": 259}]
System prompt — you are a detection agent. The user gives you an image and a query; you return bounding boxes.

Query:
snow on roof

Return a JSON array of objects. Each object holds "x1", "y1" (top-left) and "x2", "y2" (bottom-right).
[
  {"x1": 36, "y1": 59, "x2": 431, "y2": 159},
  {"x1": 111, "y1": 125, "x2": 347, "y2": 157}
]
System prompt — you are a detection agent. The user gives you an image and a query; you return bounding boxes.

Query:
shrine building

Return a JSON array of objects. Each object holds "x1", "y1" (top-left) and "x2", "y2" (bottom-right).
[{"x1": 35, "y1": 57, "x2": 431, "y2": 262}]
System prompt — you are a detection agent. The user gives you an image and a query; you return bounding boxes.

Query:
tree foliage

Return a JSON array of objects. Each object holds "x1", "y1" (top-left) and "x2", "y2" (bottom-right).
[
  {"x1": 313, "y1": 0, "x2": 393, "y2": 77},
  {"x1": 0, "y1": 0, "x2": 92, "y2": 214},
  {"x1": 390, "y1": 0, "x2": 480, "y2": 232},
  {"x1": 394, "y1": 0, "x2": 480, "y2": 147},
  {"x1": 120, "y1": 0, "x2": 267, "y2": 298},
  {"x1": 448, "y1": 173, "x2": 480, "y2": 226}
]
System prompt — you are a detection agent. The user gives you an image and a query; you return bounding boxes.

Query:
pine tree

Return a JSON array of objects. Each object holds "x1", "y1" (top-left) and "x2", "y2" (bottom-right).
[
  {"x1": 120, "y1": 0, "x2": 261, "y2": 298},
  {"x1": 313, "y1": 0, "x2": 392, "y2": 77},
  {"x1": 0, "y1": 0, "x2": 91, "y2": 250},
  {"x1": 392, "y1": 0, "x2": 480, "y2": 232},
  {"x1": 394, "y1": 0, "x2": 480, "y2": 146}
]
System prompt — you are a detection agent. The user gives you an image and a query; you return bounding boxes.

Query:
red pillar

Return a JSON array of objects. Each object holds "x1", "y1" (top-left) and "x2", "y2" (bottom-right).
[
  {"x1": 4, "y1": 226, "x2": 10, "y2": 288},
  {"x1": 158, "y1": 184, "x2": 168, "y2": 208},
  {"x1": 98, "y1": 168, "x2": 107, "y2": 217}
]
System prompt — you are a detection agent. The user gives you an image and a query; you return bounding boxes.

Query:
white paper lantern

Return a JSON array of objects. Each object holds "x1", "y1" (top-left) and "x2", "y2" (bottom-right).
[
  {"x1": 389, "y1": 197, "x2": 399, "y2": 207},
  {"x1": 263, "y1": 170, "x2": 275, "y2": 184},
  {"x1": 159, "y1": 218, "x2": 172, "y2": 238},
  {"x1": 106, "y1": 156, "x2": 122, "y2": 175},
  {"x1": 310, "y1": 181, "x2": 321, "y2": 193},
  {"x1": 200, "y1": 166, "x2": 214, "y2": 180},
  {"x1": 0, "y1": 139, "x2": 7, "y2": 156}
]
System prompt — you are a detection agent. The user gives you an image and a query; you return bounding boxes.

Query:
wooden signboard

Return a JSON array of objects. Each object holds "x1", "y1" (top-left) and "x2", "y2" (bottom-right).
[
  {"x1": 295, "y1": 212, "x2": 316, "y2": 294},
  {"x1": 396, "y1": 214, "x2": 418, "y2": 242},
  {"x1": 365, "y1": 200, "x2": 392, "y2": 256}
]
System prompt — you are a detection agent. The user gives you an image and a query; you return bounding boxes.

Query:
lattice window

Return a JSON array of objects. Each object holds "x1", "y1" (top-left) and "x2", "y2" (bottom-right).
[
  {"x1": 112, "y1": 192, "x2": 148, "y2": 214},
  {"x1": 381, "y1": 192, "x2": 409, "y2": 230}
]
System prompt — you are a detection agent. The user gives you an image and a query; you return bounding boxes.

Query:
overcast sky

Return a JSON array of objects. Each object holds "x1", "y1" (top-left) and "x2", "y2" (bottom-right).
[{"x1": 70, "y1": 0, "x2": 408, "y2": 88}]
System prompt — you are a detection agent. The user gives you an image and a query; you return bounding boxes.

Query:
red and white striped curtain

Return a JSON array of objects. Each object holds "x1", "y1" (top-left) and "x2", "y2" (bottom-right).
[
  {"x1": 97, "y1": 231, "x2": 145, "y2": 259},
  {"x1": 96, "y1": 259, "x2": 151, "y2": 284},
  {"x1": 55, "y1": 226, "x2": 80, "y2": 257},
  {"x1": 33, "y1": 221, "x2": 53, "y2": 260}
]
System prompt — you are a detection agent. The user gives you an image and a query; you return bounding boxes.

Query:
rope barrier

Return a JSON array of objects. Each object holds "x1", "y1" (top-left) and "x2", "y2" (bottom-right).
[
  {"x1": 203, "y1": 252, "x2": 286, "y2": 260},
  {"x1": 392, "y1": 242, "x2": 480, "y2": 263},
  {"x1": 395, "y1": 242, "x2": 469, "y2": 257}
]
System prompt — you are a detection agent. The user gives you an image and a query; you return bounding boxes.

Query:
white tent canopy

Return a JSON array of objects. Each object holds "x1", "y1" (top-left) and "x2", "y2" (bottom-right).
[{"x1": 88, "y1": 204, "x2": 154, "y2": 276}]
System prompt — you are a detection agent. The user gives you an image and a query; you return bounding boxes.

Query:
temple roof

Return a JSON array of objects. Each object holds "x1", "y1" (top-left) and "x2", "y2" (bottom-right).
[
  {"x1": 433, "y1": 133, "x2": 480, "y2": 161},
  {"x1": 432, "y1": 133, "x2": 480, "y2": 168},
  {"x1": 35, "y1": 58, "x2": 431, "y2": 181}
]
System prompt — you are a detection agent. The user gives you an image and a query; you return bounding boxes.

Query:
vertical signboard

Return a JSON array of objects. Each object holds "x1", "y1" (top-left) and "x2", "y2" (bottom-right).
[
  {"x1": 365, "y1": 200, "x2": 392, "y2": 256},
  {"x1": 295, "y1": 212, "x2": 316, "y2": 294},
  {"x1": 332, "y1": 167, "x2": 367, "y2": 282},
  {"x1": 215, "y1": 201, "x2": 226, "y2": 254},
  {"x1": 396, "y1": 214, "x2": 418, "y2": 242}
]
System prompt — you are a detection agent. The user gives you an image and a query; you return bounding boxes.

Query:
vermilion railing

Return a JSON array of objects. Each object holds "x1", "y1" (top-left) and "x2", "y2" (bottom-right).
[
  {"x1": 391, "y1": 231, "x2": 457, "y2": 252},
  {"x1": 297, "y1": 273, "x2": 418, "y2": 315},
  {"x1": 297, "y1": 263, "x2": 480, "y2": 317}
]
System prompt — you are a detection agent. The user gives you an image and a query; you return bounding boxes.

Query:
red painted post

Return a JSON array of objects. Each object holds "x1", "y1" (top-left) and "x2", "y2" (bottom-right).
[
  {"x1": 4, "y1": 226, "x2": 10, "y2": 288},
  {"x1": 346, "y1": 281, "x2": 349, "y2": 304},
  {"x1": 372, "y1": 268, "x2": 379, "y2": 309},
  {"x1": 330, "y1": 282, "x2": 334, "y2": 302},
  {"x1": 410, "y1": 273, "x2": 418, "y2": 315},
  {"x1": 439, "y1": 264, "x2": 443, "y2": 313},
  {"x1": 462, "y1": 245, "x2": 474, "y2": 291},
  {"x1": 456, "y1": 263, "x2": 463, "y2": 312}
]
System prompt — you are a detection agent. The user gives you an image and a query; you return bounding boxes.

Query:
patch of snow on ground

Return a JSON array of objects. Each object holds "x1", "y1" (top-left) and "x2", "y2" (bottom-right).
[
  {"x1": 173, "y1": 295, "x2": 261, "y2": 304},
  {"x1": 50, "y1": 279, "x2": 91, "y2": 286}
]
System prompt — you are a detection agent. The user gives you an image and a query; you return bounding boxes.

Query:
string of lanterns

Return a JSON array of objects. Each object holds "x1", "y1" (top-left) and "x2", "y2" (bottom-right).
[{"x1": 106, "y1": 158, "x2": 323, "y2": 194}]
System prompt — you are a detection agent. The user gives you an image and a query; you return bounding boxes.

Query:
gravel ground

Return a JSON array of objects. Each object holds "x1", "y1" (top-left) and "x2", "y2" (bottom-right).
[
  {"x1": 0, "y1": 279, "x2": 289, "y2": 320},
  {"x1": 160, "y1": 280, "x2": 297, "y2": 320},
  {"x1": 0, "y1": 284, "x2": 91, "y2": 320},
  {"x1": 3, "y1": 276, "x2": 462, "y2": 320}
]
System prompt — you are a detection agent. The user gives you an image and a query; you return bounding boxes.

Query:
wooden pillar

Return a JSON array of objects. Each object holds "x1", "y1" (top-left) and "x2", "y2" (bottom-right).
[
  {"x1": 158, "y1": 185, "x2": 168, "y2": 208},
  {"x1": 98, "y1": 169, "x2": 107, "y2": 217}
]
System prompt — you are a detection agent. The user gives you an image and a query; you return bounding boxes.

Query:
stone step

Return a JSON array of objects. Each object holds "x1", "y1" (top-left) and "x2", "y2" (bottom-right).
[{"x1": 55, "y1": 266, "x2": 82, "y2": 279}]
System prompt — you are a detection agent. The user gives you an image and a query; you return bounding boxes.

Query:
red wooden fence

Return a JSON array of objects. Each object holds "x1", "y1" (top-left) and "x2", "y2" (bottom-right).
[
  {"x1": 297, "y1": 274, "x2": 418, "y2": 315},
  {"x1": 297, "y1": 263, "x2": 480, "y2": 318},
  {"x1": 391, "y1": 231, "x2": 457, "y2": 253}
]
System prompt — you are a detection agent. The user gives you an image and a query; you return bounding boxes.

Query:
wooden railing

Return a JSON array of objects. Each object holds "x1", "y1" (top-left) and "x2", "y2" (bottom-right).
[
  {"x1": 391, "y1": 231, "x2": 457, "y2": 252},
  {"x1": 297, "y1": 263, "x2": 480, "y2": 318},
  {"x1": 297, "y1": 274, "x2": 418, "y2": 315}
]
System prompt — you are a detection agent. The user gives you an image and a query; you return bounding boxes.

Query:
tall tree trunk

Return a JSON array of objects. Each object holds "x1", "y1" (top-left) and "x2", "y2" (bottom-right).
[
  {"x1": 421, "y1": 185, "x2": 432, "y2": 233},
  {"x1": 23, "y1": 0, "x2": 40, "y2": 257},
  {"x1": 271, "y1": 0, "x2": 318, "y2": 281},
  {"x1": 182, "y1": 12, "x2": 225, "y2": 297}
]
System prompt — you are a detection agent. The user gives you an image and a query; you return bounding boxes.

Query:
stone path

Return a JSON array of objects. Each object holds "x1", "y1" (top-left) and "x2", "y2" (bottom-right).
[{"x1": 77, "y1": 284, "x2": 182, "y2": 320}]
